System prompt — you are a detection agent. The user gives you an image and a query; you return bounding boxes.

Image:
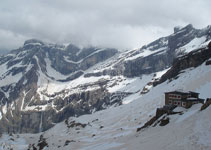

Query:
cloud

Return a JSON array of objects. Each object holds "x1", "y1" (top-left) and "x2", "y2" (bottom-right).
[{"x1": 0, "y1": 0, "x2": 211, "y2": 51}]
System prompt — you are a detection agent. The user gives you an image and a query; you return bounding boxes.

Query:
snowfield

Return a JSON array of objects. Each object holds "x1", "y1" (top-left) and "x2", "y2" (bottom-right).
[
  {"x1": 1, "y1": 62, "x2": 211, "y2": 150},
  {"x1": 176, "y1": 36, "x2": 211, "y2": 55}
]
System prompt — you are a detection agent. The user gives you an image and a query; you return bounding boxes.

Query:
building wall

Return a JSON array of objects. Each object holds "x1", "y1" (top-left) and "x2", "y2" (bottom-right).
[
  {"x1": 165, "y1": 93, "x2": 201, "y2": 108},
  {"x1": 165, "y1": 94, "x2": 169, "y2": 105},
  {"x1": 165, "y1": 93, "x2": 183, "y2": 106},
  {"x1": 190, "y1": 93, "x2": 199, "y2": 98},
  {"x1": 186, "y1": 101, "x2": 193, "y2": 108}
]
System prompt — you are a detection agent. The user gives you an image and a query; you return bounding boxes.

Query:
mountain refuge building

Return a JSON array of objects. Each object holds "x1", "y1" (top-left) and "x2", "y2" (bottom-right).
[{"x1": 165, "y1": 91, "x2": 204, "y2": 108}]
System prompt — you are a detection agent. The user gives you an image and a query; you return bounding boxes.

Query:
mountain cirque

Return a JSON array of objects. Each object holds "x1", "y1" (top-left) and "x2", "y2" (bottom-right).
[{"x1": 0, "y1": 24, "x2": 211, "y2": 133}]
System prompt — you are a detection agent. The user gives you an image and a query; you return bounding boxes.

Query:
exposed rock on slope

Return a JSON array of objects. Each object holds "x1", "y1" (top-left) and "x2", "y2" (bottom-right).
[
  {"x1": 0, "y1": 41, "x2": 118, "y2": 133},
  {"x1": 154, "y1": 45, "x2": 211, "y2": 86},
  {"x1": 120, "y1": 24, "x2": 211, "y2": 77}
]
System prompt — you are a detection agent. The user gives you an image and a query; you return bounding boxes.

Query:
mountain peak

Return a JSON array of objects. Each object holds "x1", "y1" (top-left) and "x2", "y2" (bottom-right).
[
  {"x1": 182, "y1": 24, "x2": 194, "y2": 30},
  {"x1": 174, "y1": 26, "x2": 183, "y2": 33},
  {"x1": 24, "y1": 39, "x2": 44, "y2": 46},
  {"x1": 174, "y1": 24, "x2": 194, "y2": 34},
  {"x1": 65, "y1": 44, "x2": 80, "y2": 54}
]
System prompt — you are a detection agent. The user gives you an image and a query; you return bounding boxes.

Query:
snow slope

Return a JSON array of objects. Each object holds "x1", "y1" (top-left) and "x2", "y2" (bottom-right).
[
  {"x1": 176, "y1": 36, "x2": 211, "y2": 54},
  {"x1": 1, "y1": 61, "x2": 210, "y2": 150},
  {"x1": 123, "y1": 104, "x2": 211, "y2": 150},
  {"x1": 42, "y1": 62, "x2": 211, "y2": 150}
]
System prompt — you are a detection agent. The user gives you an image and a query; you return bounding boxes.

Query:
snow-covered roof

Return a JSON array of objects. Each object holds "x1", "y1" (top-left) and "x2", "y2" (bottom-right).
[{"x1": 186, "y1": 98, "x2": 204, "y2": 101}]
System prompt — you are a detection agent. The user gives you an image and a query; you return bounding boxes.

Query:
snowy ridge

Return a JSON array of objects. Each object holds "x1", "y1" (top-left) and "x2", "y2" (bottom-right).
[
  {"x1": 125, "y1": 47, "x2": 167, "y2": 61},
  {"x1": 176, "y1": 36, "x2": 210, "y2": 54}
]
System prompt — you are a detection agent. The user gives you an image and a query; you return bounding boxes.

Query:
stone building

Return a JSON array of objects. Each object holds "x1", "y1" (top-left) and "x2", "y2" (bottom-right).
[{"x1": 165, "y1": 91, "x2": 204, "y2": 108}]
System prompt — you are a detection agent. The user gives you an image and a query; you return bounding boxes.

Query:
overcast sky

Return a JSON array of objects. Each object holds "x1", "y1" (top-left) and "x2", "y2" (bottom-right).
[{"x1": 0, "y1": 0, "x2": 211, "y2": 52}]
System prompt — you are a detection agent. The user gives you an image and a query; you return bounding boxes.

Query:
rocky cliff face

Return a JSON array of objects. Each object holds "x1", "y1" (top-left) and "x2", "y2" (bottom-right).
[
  {"x1": 0, "y1": 24, "x2": 210, "y2": 133},
  {"x1": 154, "y1": 43, "x2": 211, "y2": 86},
  {"x1": 84, "y1": 24, "x2": 211, "y2": 78},
  {"x1": 122, "y1": 24, "x2": 211, "y2": 77},
  {"x1": 0, "y1": 40, "x2": 120, "y2": 133}
]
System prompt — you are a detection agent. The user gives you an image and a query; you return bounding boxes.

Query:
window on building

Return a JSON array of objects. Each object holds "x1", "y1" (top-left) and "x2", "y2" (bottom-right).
[
  {"x1": 182, "y1": 102, "x2": 186, "y2": 106},
  {"x1": 169, "y1": 100, "x2": 172, "y2": 104},
  {"x1": 174, "y1": 101, "x2": 177, "y2": 105},
  {"x1": 170, "y1": 94, "x2": 176, "y2": 98},
  {"x1": 178, "y1": 101, "x2": 181, "y2": 105}
]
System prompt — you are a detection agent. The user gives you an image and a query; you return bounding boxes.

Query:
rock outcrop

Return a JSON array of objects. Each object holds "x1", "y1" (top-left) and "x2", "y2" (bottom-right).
[{"x1": 154, "y1": 45, "x2": 211, "y2": 86}]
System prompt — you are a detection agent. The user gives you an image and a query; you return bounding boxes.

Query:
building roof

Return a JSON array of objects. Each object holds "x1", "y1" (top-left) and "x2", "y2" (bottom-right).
[
  {"x1": 188, "y1": 91, "x2": 199, "y2": 94},
  {"x1": 185, "y1": 98, "x2": 204, "y2": 101},
  {"x1": 165, "y1": 90, "x2": 199, "y2": 95},
  {"x1": 186, "y1": 98, "x2": 198, "y2": 100},
  {"x1": 165, "y1": 91, "x2": 189, "y2": 95}
]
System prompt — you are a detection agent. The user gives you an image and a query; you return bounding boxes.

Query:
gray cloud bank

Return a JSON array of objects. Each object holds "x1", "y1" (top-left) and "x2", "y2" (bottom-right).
[{"x1": 0, "y1": 0, "x2": 211, "y2": 52}]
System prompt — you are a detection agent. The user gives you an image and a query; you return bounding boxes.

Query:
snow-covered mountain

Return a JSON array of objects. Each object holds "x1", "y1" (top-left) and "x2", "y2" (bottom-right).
[
  {"x1": 0, "y1": 24, "x2": 211, "y2": 136},
  {"x1": 1, "y1": 42, "x2": 211, "y2": 150},
  {"x1": 0, "y1": 39, "x2": 119, "y2": 133}
]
